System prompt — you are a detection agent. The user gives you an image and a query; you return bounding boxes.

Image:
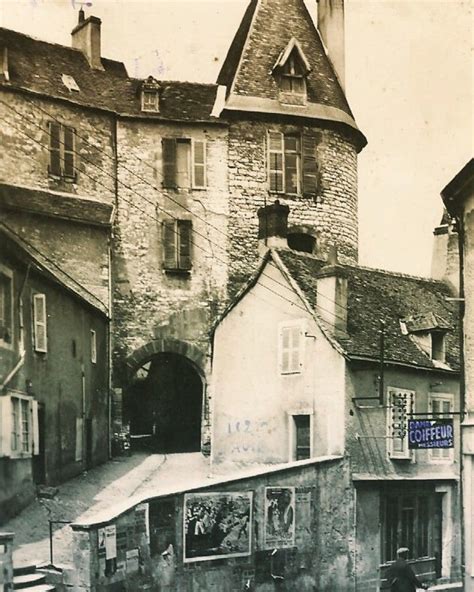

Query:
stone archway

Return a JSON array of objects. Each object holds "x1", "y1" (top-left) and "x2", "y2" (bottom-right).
[{"x1": 124, "y1": 340, "x2": 208, "y2": 453}]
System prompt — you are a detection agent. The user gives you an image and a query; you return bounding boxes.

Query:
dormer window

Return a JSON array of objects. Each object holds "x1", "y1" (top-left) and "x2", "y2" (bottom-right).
[
  {"x1": 141, "y1": 76, "x2": 160, "y2": 112},
  {"x1": 272, "y1": 38, "x2": 311, "y2": 106},
  {"x1": 431, "y1": 332, "x2": 446, "y2": 362}
]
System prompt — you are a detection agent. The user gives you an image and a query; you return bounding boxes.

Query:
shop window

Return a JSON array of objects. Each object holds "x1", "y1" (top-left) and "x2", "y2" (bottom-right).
[
  {"x1": 162, "y1": 138, "x2": 206, "y2": 189},
  {"x1": 387, "y1": 387, "x2": 414, "y2": 459},
  {"x1": 162, "y1": 219, "x2": 193, "y2": 273}
]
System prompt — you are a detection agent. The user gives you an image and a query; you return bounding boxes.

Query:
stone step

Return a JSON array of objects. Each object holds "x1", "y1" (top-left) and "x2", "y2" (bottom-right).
[
  {"x1": 13, "y1": 572, "x2": 46, "y2": 589},
  {"x1": 13, "y1": 560, "x2": 39, "y2": 576}
]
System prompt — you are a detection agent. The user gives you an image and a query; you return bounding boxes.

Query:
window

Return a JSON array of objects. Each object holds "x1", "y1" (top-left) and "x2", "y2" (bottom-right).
[
  {"x1": 387, "y1": 388, "x2": 414, "y2": 459},
  {"x1": 0, "y1": 267, "x2": 13, "y2": 345},
  {"x1": 280, "y1": 54, "x2": 306, "y2": 96},
  {"x1": 162, "y1": 138, "x2": 206, "y2": 189},
  {"x1": 431, "y1": 333, "x2": 445, "y2": 362},
  {"x1": 141, "y1": 75, "x2": 160, "y2": 113},
  {"x1": 381, "y1": 487, "x2": 441, "y2": 570},
  {"x1": 32, "y1": 293, "x2": 47, "y2": 353},
  {"x1": 279, "y1": 320, "x2": 305, "y2": 374},
  {"x1": 287, "y1": 232, "x2": 316, "y2": 254},
  {"x1": 90, "y1": 329, "x2": 97, "y2": 364},
  {"x1": 293, "y1": 415, "x2": 311, "y2": 460},
  {"x1": 75, "y1": 417, "x2": 84, "y2": 462},
  {"x1": 142, "y1": 90, "x2": 159, "y2": 112},
  {"x1": 48, "y1": 122, "x2": 76, "y2": 180},
  {"x1": 10, "y1": 395, "x2": 31, "y2": 455},
  {"x1": 269, "y1": 132, "x2": 301, "y2": 194},
  {"x1": 162, "y1": 219, "x2": 193, "y2": 272},
  {"x1": 429, "y1": 394, "x2": 454, "y2": 461}
]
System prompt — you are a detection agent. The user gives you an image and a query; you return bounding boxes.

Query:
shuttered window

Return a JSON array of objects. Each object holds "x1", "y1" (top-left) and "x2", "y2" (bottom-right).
[
  {"x1": 162, "y1": 138, "x2": 206, "y2": 189},
  {"x1": 8, "y1": 395, "x2": 33, "y2": 456},
  {"x1": 279, "y1": 320, "x2": 305, "y2": 374},
  {"x1": 387, "y1": 388, "x2": 415, "y2": 459},
  {"x1": 33, "y1": 293, "x2": 47, "y2": 353},
  {"x1": 48, "y1": 122, "x2": 76, "y2": 180},
  {"x1": 268, "y1": 132, "x2": 318, "y2": 197},
  {"x1": 429, "y1": 395, "x2": 453, "y2": 461},
  {"x1": 162, "y1": 219, "x2": 193, "y2": 272}
]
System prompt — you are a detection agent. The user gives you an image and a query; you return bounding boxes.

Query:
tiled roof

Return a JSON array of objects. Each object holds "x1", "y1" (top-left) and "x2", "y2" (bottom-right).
[
  {"x1": 217, "y1": 0, "x2": 353, "y2": 118},
  {"x1": 0, "y1": 183, "x2": 114, "y2": 227},
  {"x1": 0, "y1": 27, "x2": 220, "y2": 122},
  {"x1": 0, "y1": 222, "x2": 108, "y2": 317},
  {"x1": 276, "y1": 249, "x2": 460, "y2": 371}
]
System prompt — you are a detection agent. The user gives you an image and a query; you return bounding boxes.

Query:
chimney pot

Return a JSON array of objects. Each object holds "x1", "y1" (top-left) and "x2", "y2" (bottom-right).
[{"x1": 78, "y1": 8, "x2": 85, "y2": 24}]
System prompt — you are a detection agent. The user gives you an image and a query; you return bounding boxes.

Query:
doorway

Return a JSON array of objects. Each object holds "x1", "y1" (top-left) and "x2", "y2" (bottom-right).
[{"x1": 125, "y1": 353, "x2": 203, "y2": 453}]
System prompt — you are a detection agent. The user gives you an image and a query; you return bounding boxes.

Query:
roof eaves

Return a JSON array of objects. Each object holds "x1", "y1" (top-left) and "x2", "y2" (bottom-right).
[{"x1": 347, "y1": 354, "x2": 458, "y2": 374}]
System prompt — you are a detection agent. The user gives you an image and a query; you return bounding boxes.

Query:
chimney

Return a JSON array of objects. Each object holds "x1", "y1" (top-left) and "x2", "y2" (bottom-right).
[
  {"x1": 317, "y1": 0, "x2": 345, "y2": 90},
  {"x1": 316, "y1": 247, "x2": 348, "y2": 335},
  {"x1": 257, "y1": 200, "x2": 290, "y2": 256},
  {"x1": 431, "y1": 210, "x2": 459, "y2": 294},
  {"x1": 71, "y1": 11, "x2": 103, "y2": 70}
]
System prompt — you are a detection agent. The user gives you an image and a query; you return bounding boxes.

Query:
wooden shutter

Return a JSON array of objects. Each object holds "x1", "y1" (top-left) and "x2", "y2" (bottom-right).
[
  {"x1": 162, "y1": 138, "x2": 177, "y2": 188},
  {"x1": 387, "y1": 388, "x2": 414, "y2": 459},
  {"x1": 49, "y1": 122, "x2": 61, "y2": 176},
  {"x1": 0, "y1": 395, "x2": 12, "y2": 457},
  {"x1": 178, "y1": 220, "x2": 192, "y2": 270},
  {"x1": 33, "y1": 293, "x2": 47, "y2": 352},
  {"x1": 302, "y1": 133, "x2": 319, "y2": 198},
  {"x1": 32, "y1": 400, "x2": 39, "y2": 456},
  {"x1": 192, "y1": 140, "x2": 206, "y2": 188},
  {"x1": 63, "y1": 126, "x2": 76, "y2": 178},
  {"x1": 75, "y1": 416, "x2": 84, "y2": 462},
  {"x1": 162, "y1": 220, "x2": 177, "y2": 269}
]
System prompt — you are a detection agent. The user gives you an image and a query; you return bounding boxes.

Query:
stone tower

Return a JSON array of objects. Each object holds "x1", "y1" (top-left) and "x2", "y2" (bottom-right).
[{"x1": 216, "y1": 0, "x2": 366, "y2": 293}]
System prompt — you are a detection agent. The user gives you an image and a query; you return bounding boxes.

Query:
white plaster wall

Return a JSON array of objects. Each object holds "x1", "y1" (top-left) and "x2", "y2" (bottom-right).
[{"x1": 211, "y1": 258, "x2": 346, "y2": 466}]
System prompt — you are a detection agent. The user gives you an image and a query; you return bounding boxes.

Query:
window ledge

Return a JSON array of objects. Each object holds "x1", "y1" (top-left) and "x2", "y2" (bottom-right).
[{"x1": 163, "y1": 268, "x2": 192, "y2": 277}]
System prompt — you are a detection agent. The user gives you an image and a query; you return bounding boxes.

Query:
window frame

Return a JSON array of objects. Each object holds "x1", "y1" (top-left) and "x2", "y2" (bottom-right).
[
  {"x1": 32, "y1": 293, "x2": 48, "y2": 353},
  {"x1": 141, "y1": 89, "x2": 160, "y2": 112},
  {"x1": 430, "y1": 332, "x2": 446, "y2": 363},
  {"x1": 428, "y1": 393, "x2": 454, "y2": 463},
  {"x1": 268, "y1": 131, "x2": 302, "y2": 196},
  {"x1": 162, "y1": 219, "x2": 193, "y2": 273},
  {"x1": 2, "y1": 393, "x2": 35, "y2": 459},
  {"x1": 279, "y1": 54, "x2": 307, "y2": 97},
  {"x1": 278, "y1": 319, "x2": 305, "y2": 375},
  {"x1": 386, "y1": 387, "x2": 415, "y2": 460},
  {"x1": 288, "y1": 412, "x2": 313, "y2": 462},
  {"x1": 0, "y1": 264, "x2": 13, "y2": 349},
  {"x1": 162, "y1": 137, "x2": 207, "y2": 189},
  {"x1": 48, "y1": 121, "x2": 77, "y2": 181}
]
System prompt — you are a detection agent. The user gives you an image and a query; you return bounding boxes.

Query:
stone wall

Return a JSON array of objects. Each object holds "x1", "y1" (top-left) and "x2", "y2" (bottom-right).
[
  {"x1": 226, "y1": 118, "x2": 358, "y2": 295},
  {"x1": 70, "y1": 457, "x2": 355, "y2": 592},
  {"x1": 112, "y1": 119, "x2": 229, "y2": 376}
]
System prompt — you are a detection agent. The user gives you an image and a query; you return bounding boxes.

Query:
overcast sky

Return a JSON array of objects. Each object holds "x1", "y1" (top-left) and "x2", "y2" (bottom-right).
[{"x1": 0, "y1": 0, "x2": 472, "y2": 276}]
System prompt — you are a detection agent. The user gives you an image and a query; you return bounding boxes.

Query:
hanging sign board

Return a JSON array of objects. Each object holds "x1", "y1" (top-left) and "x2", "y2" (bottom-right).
[{"x1": 408, "y1": 419, "x2": 454, "y2": 449}]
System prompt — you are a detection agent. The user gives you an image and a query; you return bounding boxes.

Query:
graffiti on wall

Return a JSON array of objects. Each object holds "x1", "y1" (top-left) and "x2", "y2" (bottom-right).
[
  {"x1": 183, "y1": 492, "x2": 253, "y2": 562},
  {"x1": 264, "y1": 487, "x2": 296, "y2": 548}
]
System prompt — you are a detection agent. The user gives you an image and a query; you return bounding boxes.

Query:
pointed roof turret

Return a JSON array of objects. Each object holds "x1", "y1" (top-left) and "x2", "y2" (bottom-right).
[{"x1": 217, "y1": 0, "x2": 366, "y2": 150}]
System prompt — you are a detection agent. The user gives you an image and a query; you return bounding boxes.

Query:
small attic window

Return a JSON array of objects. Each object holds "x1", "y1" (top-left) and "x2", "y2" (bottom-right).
[
  {"x1": 272, "y1": 38, "x2": 311, "y2": 106},
  {"x1": 431, "y1": 332, "x2": 446, "y2": 362},
  {"x1": 61, "y1": 74, "x2": 80, "y2": 92},
  {"x1": 141, "y1": 76, "x2": 160, "y2": 112}
]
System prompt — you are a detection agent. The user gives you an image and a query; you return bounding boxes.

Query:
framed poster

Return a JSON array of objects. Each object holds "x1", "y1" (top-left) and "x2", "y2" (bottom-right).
[
  {"x1": 183, "y1": 492, "x2": 252, "y2": 562},
  {"x1": 264, "y1": 487, "x2": 295, "y2": 548}
]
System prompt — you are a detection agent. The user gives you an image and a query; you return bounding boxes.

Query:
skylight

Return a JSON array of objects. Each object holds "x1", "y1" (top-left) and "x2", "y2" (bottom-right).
[{"x1": 62, "y1": 74, "x2": 80, "y2": 92}]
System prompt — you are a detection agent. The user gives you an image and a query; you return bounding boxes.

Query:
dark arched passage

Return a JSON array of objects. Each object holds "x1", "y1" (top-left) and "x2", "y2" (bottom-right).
[{"x1": 125, "y1": 353, "x2": 204, "y2": 453}]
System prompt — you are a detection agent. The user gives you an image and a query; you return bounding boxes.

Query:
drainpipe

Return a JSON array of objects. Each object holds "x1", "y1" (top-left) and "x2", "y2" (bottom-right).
[{"x1": 1, "y1": 263, "x2": 30, "y2": 391}]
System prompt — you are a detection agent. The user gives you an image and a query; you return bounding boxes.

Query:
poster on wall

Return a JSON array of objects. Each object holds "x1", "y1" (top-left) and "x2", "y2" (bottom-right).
[
  {"x1": 183, "y1": 492, "x2": 253, "y2": 562},
  {"x1": 264, "y1": 487, "x2": 296, "y2": 548}
]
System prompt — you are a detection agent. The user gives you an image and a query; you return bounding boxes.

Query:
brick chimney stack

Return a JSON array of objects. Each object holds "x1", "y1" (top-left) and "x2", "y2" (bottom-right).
[
  {"x1": 317, "y1": 0, "x2": 345, "y2": 90},
  {"x1": 71, "y1": 11, "x2": 104, "y2": 70},
  {"x1": 257, "y1": 200, "x2": 290, "y2": 256}
]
